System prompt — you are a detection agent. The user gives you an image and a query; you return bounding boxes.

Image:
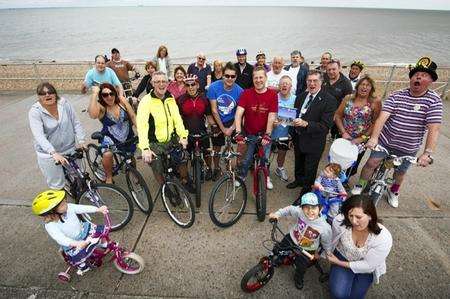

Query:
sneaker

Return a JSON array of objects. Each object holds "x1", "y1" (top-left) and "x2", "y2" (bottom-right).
[
  {"x1": 387, "y1": 189, "x2": 399, "y2": 208},
  {"x1": 266, "y1": 177, "x2": 273, "y2": 190},
  {"x1": 352, "y1": 184, "x2": 363, "y2": 195},
  {"x1": 275, "y1": 167, "x2": 288, "y2": 182},
  {"x1": 212, "y1": 169, "x2": 222, "y2": 181},
  {"x1": 234, "y1": 176, "x2": 245, "y2": 188},
  {"x1": 76, "y1": 263, "x2": 91, "y2": 276},
  {"x1": 204, "y1": 168, "x2": 212, "y2": 181}
]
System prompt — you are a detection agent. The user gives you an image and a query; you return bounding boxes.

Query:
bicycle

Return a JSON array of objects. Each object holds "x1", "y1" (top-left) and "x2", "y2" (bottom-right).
[
  {"x1": 208, "y1": 136, "x2": 247, "y2": 228},
  {"x1": 312, "y1": 187, "x2": 346, "y2": 224},
  {"x1": 189, "y1": 132, "x2": 211, "y2": 208},
  {"x1": 60, "y1": 148, "x2": 133, "y2": 231},
  {"x1": 57, "y1": 202, "x2": 144, "y2": 283},
  {"x1": 85, "y1": 132, "x2": 153, "y2": 215},
  {"x1": 251, "y1": 135, "x2": 270, "y2": 222},
  {"x1": 366, "y1": 144, "x2": 432, "y2": 206},
  {"x1": 149, "y1": 144, "x2": 195, "y2": 228},
  {"x1": 240, "y1": 218, "x2": 328, "y2": 293}
]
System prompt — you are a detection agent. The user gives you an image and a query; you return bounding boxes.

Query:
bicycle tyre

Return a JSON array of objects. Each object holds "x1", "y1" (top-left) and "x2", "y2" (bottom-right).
[
  {"x1": 256, "y1": 169, "x2": 267, "y2": 222},
  {"x1": 241, "y1": 259, "x2": 274, "y2": 293},
  {"x1": 193, "y1": 157, "x2": 202, "y2": 208},
  {"x1": 113, "y1": 252, "x2": 145, "y2": 275},
  {"x1": 85, "y1": 143, "x2": 106, "y2": 182},
  {"x1": 208, "y1": 174, "x2": 247, "y2": 228},
  {"x1": 125, "y1": 166, "x2": 153, "y2": 215},
  {"x1": 369, "y1": 184, "x2": 383, "y2": 207},
  {"x1": 162, "y1": 180, "x2": 195, "y2": 228},
  {"x1": 77, "y1": 183, "x2": 133, "y2": 231}
]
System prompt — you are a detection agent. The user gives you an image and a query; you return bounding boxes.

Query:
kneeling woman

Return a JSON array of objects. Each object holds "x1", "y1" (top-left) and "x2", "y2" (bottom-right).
[
  {"x1": 89, "y1": 83, "x2": 137, "y2": 183},
  {"x1": 327, "y1": 195, "x2": 392, "y2": 298}
]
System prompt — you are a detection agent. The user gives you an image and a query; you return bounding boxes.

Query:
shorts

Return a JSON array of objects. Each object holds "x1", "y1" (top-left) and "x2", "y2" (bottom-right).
[
  {"x1": 211, "y1": 120, "x2": 234, "y2": 147},
  {"x1": 148, "y1": 140, "x2": 182, "y2": 175},
  {"x1": 101, "y1": 135, "x2": 136, "y2": 154},
  {"x1": 369, "y1": 145, "x2": 417, "y2": 173},
  {"x1": 271, "y1": 138, "x2": 290, "y2": 151},
  {"x1": 187, "y1": 134, "x2": 211, "y2": 156}
]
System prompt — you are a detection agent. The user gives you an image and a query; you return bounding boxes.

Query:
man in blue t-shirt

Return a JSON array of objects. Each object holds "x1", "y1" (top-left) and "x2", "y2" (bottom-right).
[
  {"x1": 271, "y1": 75, "x2": 296, "y2": 182},
  {"x1": 81, "y1": 55, "x2": 123, "y2": 95},
  {"x1": 207, "y1": 62, "x2": 243, "y2": 180}
]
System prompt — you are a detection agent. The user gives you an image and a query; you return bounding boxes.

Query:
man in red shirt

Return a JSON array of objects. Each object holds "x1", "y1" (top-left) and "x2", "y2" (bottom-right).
[{"x1": 235, "y1": 66, "x2": 278, "y2": 189}]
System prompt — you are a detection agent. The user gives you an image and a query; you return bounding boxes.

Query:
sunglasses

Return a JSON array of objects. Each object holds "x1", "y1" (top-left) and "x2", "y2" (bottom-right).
[
  {"x1": 224, "y1": 74, "x2": 236, "y2": 79},
  {"x1": 197, "y1": 57, "x2": 206, "y2": 61},
  {"x1": 38, "y1": 91, "x2": 55, "y2": 96},
  {"x1": 101, "y1": 92, "x2": 115, "y2": 98},
  {"x1": 185, "y1": 83, "x2": 197, "y2": 87}
]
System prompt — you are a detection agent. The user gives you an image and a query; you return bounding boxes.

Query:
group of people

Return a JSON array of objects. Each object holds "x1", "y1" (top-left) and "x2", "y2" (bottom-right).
[{"x1": 29, "y1": 45, "x2": 443, "y2": 298}]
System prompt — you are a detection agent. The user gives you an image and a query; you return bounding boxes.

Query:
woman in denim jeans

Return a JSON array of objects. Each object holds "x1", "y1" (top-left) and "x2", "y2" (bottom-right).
[{"x1": 327, "y1": 195, "x2": 392, "y2": 298}]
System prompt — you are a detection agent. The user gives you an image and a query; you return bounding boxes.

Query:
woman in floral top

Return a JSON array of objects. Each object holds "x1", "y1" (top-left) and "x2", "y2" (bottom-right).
[{"x1": 335, "y1": 75, "x2": 381, "y2": 178}]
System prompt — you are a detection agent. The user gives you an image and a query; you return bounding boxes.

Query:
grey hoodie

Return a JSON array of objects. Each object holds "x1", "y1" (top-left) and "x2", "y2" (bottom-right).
[
  {"x1": 275, "y1": 205, "x2": 332, "y2": 253},
  {"x1": 28, "y1": 97, "x2": 85, "y2": 157}
]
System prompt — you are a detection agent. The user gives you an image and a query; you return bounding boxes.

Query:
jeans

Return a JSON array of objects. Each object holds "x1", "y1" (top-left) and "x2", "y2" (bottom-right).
[
  {"x1": 239, "y1": 134, "x2": 271, "y2": 178},
  {"x1": 329, "y1": 250, "x2": 373, "y2": 299}
]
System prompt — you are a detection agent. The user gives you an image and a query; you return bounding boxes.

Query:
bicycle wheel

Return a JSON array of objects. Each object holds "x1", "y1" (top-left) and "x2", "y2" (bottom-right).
[
  {"x1": 161, "y1": 180, "x2": 195, "y2": 228},
  {"x1": 86, "y1": 144, "x2": 106, "y2": 181},
  {"x1": 209, "y1": 174, "x2": 247, "y2": 228},
  {"x1": 78, "y1": 183, "x2": 133, "y2": 231},
  {"x1": 193, "y1": 157, "x2": 202, "y2": 208},
  {"x1": 113, "y1": 252, "x2": 145, "y2": 275},
  {"x1": 241, "y1": 258, "x2": 274, "y2": 293},
  {"x1": 126, "y1": 166, "x2": 153, "y2": 215},
  {"x1": 256, "y1": 169, "x2": 267, "y2": 222},
  {"x1": 369, "y1": 183, "x2": 384, "y2": 207}
]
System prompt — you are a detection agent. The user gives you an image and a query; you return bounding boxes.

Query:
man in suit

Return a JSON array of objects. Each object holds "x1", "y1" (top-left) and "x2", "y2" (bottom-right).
[{"x1": 286, "y1": 70, "x2": 337, "y2": 202}]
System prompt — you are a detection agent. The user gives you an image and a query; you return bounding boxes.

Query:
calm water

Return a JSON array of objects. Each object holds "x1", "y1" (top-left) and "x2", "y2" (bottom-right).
[{"x1": 0, "y1": 6, "x2": 449, "y2": 65}]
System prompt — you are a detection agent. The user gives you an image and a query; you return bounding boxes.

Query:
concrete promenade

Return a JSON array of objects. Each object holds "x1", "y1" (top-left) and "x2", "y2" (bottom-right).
[{"x1": 0, "y1": 92, "x2": 449, "y2": 298}]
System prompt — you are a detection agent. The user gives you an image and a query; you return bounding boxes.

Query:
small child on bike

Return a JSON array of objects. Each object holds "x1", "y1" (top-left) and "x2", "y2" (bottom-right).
[
  {"x1": 32, "y1": 190, "x2": 108, "y2": 275},
  {"x1": 268, "y1": 192, "x2": 332, "y2": 290},
  {"x1": 313, "y1": 163, "x2": 347, "y2": 221}
]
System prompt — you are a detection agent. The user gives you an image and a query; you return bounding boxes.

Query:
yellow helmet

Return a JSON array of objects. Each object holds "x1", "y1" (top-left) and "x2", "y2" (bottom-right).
[{"x1": 32, "y1": 190, "x2": 66, "y2": 215}]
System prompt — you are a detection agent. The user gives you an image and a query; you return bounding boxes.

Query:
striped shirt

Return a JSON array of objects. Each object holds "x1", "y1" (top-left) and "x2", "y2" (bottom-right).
[{"x1": 379, "y1": 89, "x2": 442, "y2": 154}]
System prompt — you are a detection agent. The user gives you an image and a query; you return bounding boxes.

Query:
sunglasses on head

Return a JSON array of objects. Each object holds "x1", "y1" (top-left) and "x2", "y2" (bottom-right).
[
  {"x1": 224, "y1": 74, "x2": 236, "y2": 79},
  {"x1": 101, "y1": 92, "x2": 115, "y2": 97},
  {"x1": 38, "y1": 91, "x2": 55, "y2": 96}
]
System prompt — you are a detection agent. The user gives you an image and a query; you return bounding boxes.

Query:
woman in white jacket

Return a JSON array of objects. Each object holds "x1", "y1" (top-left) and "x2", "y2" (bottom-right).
[{"x1": 327, "y1": 195, "x2": 392, "y2": 298}]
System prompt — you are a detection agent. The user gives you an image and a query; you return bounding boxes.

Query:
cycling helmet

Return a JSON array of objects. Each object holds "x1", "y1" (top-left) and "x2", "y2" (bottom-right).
[
  {"x1": 32, "y1": 190, "x2": 66, "y2": 215},
  {"x1": 256, "y1": 50, "x2": 266, "y2": 59},
  {"x1": 183, "y1": 74, "x2": 199, "y2": 85},
  {"x1": 236, "y1": 48, "x2": 247, "y2": 56},
  {"x1": 300, "y1": 192, "x2": 320, "y2": 206}
]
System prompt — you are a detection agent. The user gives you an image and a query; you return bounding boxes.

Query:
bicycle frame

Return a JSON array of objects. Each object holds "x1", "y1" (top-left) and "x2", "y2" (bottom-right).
[{"x1": 252, "y1": 137, "x2": 268, "y2": 195}]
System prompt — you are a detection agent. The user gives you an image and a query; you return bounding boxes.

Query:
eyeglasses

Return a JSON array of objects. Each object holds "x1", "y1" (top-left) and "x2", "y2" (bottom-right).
[
  {"x1": 154, "y1": 80, "x2": 168, "y2": 85},
  {"x1": 224, "y1": 74, "x2": 236, "y2": 79},
  {"x1": 38, "y1": 91, "x2": 55, "y2": 96},
  {"x1": 101, "y1": 92, "x2": 115, "y2": 97},
  {"x1": 197, "y1": 57, "x2": 206, "y2": 61},
  {"x1": 185, "y1": 83, "x2": 197, "y2": 87}
]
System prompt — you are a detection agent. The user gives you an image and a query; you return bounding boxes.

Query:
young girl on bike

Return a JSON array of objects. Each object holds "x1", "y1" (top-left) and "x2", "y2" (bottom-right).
[
  {"x1": 32, "y1": 190, "x2": 108, "y2": 275},
  {"x1": 268, "y1": 192, "x2": 332, "y2": 290}
]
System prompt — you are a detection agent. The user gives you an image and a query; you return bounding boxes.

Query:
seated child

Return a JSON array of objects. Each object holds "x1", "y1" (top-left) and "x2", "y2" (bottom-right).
[
  {"x1": 268, "y1": 192, "x2": 332, "y2": 290},
  {"x1": 32, "y1": 190, "x2": 108, "y2": 275},
  {"x1": 314, "y1": 163, "x2": 347, "y2": 221}
]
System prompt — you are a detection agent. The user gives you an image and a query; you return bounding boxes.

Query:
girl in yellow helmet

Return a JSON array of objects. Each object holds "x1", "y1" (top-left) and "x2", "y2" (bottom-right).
[{"x1": 32, "y1": 190, "x2": 108, "y2": 275}]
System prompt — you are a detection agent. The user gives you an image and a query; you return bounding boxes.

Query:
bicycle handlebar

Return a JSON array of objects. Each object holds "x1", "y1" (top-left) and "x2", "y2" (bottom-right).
[{"x1": 372, "y1": 144, "x2": 434, "y2": 165}]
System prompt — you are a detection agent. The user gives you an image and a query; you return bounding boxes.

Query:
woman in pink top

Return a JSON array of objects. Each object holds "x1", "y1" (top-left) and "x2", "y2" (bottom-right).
[{"x1": 167, "y1": 65, "x2": 187, "y2": 101}]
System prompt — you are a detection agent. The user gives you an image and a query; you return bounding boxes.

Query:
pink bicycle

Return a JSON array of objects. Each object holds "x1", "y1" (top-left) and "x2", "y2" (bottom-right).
[{"x1": 57, "y1": 209, "x2": 145, "y2": 282}]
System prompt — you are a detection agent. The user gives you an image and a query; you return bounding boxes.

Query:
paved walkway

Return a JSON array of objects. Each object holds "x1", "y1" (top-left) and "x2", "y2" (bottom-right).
[{"x1": 0, "y1": 92, "x2": 449, "y2": 298}]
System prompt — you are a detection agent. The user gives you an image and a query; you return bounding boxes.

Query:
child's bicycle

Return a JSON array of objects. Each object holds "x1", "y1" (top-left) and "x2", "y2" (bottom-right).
[
  {"x1": 57, "y1": 205, "x2": 145, "y2": 283},
  {"x1": 366, "y1": 144, "x2": 432, "y2": 206},
  {"x1": 85, "y1": 132, "x2": 153, "y2": 214},
  {"x1": 60, "y1": 148, "x2": 133, "y2": 231},
  {"x1": 208, "y1": 136, "x2": 247, "y2": 228},
  {"x1": 240, "y1": 218, "x2": 328, "y2": 293},
  {"x1": 312, "y1": 187, "x2": 346, "y2": 224}
]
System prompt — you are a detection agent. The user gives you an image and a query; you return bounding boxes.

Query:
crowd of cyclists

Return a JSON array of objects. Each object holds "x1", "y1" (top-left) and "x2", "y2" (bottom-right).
[{"x1": 29, "y1": 45, "x2": 443, "y2": 297}]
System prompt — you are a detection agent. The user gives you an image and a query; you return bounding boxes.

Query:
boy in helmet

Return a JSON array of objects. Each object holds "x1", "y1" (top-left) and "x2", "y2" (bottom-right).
[
  {"x1": 269, "y1": 192, "x2": 332, "y2": 290},
  {"x1": 32, "y1": 190, "x2": 108, "y2": 275}
]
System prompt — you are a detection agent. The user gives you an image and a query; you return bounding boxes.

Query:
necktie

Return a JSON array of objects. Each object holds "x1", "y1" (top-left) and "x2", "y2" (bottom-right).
[{"x1": 300, "y1": 94, "x2": 314, "y2": 117}]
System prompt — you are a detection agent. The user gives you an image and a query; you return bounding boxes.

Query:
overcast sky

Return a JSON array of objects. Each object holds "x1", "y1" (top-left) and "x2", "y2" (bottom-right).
[{"x1": 0, "y1": 0, "x2": 449, "y2": 10}]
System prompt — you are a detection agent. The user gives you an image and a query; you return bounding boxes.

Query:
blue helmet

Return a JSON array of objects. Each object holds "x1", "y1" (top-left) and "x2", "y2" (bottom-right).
[
  {"x1": 236, "y1": 48, "x2": 247, "y2": 56},
  {"x1": 300, "y1": 192, "x2": 320, "y2": 206}
]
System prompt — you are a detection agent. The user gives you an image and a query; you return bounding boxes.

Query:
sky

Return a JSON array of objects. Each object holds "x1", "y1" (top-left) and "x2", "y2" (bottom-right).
[{"x1": 0, "y1": 0, "x2": 449, "y2": 11}]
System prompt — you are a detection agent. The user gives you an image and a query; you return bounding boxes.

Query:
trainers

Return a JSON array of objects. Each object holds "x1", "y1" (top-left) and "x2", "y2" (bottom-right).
[
  {"x1": 266, "y1": 177, "x2": 273, "y2": 190},
  {"x1": 204, "y1": 168, "x2": 212, "y2": 181},
  {"x1": 352, "y1": 184, "x2": 363, "y2": 195},
  {"x1": 387, "y1": 189, "x2": 399, "y2": 208},
  {"x1": 275, "y1": 167, "x2": 288, "y2": 182},
  {"x1": 212, "y1": 169, "x2": 222, "y2": 181},
  {"x1": 76, "y1": 263, "x2": 91, "y2": 276}
]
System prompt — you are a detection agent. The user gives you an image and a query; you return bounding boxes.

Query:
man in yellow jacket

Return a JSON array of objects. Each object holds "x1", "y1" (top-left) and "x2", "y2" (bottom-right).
[{"x1": 136, "y1": 71, "x2": 193, "y2": 192}]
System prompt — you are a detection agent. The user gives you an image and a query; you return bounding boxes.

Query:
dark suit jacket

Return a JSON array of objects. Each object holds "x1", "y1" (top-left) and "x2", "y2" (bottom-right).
[
  {"x1": 284, "y1": 62, "x2": 309, "y2": 96},
  {"x1": 292, "y1": 89, "x2": 337, "y2": 153}
]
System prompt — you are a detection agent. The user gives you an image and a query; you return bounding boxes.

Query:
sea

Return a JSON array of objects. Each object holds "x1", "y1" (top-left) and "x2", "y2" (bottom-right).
[{"x1": 0, "y1": 6, "x2": 449, "y2": 65}]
